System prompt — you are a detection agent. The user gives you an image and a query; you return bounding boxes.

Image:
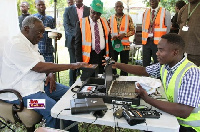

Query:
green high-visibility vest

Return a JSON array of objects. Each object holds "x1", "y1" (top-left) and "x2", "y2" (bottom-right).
[{"x1": 160, "y1": 59, "x2": 200, "y2": 131}]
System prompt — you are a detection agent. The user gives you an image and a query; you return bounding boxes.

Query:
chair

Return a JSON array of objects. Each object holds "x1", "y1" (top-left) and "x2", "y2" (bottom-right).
[{"x1": 0, "y1": 89, "x2": 42, "y2": 132}]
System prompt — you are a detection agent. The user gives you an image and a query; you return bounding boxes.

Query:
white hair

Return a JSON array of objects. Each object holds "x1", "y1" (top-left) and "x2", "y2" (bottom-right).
[{"x1": 21, "y1": 16, "x2": 42, "y2": 29}]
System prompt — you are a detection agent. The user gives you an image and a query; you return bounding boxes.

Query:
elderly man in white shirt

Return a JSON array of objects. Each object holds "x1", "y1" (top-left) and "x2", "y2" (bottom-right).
[{"x1": 0, "y1": 16, "x2": 86, "y2": 131}]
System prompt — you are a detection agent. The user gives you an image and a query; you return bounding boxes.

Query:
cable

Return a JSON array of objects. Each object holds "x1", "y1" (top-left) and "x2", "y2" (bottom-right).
[
  {"x1": 86, "y1": 117, "x2": 98, "y2": 131},
  {"x1": 112, "y1": 101, "x2": 121, "y2": 132},
  {"x1": 56, "y1": 108, "x2": 71, "y2": 118},
  {"x1": 64, "y1": 121, "x2": 79, "y2": 131},
  {"x1": 0, "y1": 118, "x2": 15, "y2": 132}
]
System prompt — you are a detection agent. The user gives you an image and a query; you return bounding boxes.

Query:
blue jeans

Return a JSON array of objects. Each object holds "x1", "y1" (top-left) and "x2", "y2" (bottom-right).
[{"x1": 5, "y1": 82, "x2": 78, "y2": 131}]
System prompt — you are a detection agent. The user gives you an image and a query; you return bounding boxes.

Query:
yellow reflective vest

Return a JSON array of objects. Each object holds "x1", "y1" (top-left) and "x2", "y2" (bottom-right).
[
  {"x1": 142, "y1": 7, "x2": 167, "y2": 45},
  {"x1": 80, "y1": 17, "x2": 110, "y2": 63},
  {"x1": 160, "y1": 59, "x2": 200, "y2": 131}
]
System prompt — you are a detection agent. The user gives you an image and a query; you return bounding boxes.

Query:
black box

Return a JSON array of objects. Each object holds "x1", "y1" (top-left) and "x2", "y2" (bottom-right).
[
  {"x1": 76, "y1": 77, "x2": 140, "y2": 106},
  {"x1": 70, "y1": 98, "x2": 108, "y2": 115},
  {"x1": 80, "y1": 64, "x2": 99, "y2": 81},
  {"x1": 136, "y1": 24, "x2": 142, "y2": 32},
  {"x1": 134, "y1": 32, "x2": 142, "y2": 45}
]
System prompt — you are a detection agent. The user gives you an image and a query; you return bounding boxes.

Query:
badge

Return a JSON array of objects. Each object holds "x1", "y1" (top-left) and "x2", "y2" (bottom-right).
[
  {"x1": 115, "y1": 44, "x2": 120, "y2": 49},
  {"x1": 148, "y1": 33, "x2": 153, "y2": 37},
  {"x1": 182, "y1": 25, "x2": 189, "y2": 31}
]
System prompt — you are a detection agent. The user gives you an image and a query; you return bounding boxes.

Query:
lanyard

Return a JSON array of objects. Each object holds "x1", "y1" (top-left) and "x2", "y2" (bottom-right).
[
  {"x1": 150, "y1": 7, "x2": 160, "y2": 25},
  {"x1": 186, "y1": 2, "x2": 200, "y2": 25}
]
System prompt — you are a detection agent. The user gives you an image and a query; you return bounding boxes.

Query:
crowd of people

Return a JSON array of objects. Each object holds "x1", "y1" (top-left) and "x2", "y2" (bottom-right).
[{"x1": 0, "y1": 0, "x2": 200, "y2": 131}]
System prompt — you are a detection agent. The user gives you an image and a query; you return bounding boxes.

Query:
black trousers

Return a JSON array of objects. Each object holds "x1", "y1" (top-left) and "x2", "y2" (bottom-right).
[
  {"x1": 89, "y1": 49, "x2": 106, "y2": 74},
  {"x1": 142, "y1": 38, "x2": 158, "y2": 67},
  {"x1": 113, "y1": 50, "x2": 129, "y2": 76},
  {"x1": 67, "y1": 37, "x2": 77, "y2": 86}
]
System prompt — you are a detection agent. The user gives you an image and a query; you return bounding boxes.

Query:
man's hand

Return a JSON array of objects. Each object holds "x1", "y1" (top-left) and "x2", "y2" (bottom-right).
[
  {"x1": 45, "y1": 73, "x2": 56, "y2": 93},
  {"x1": 135, "y1": 83, "x2": 148, "y2": 100},
  {"x1": 70, "y1": 62, "x2": 88, "y2": 69},
  {"x1": 56, "y1": 33, "x2": 62, "y2": 40},
  {"x1": 102, "y1": 57, "x2": 116, "y2": 68},
  {"x1": 112, "y1": 35, "x2": 118, "y2": 40},
  {"x1": 117, "y1": 33, "x2": 126, "y2": 40}
]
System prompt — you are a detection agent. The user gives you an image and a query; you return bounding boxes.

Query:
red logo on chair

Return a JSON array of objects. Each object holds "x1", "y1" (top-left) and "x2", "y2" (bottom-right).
[{"x1": 27, "y1": 99, "x2": 46, "y2": 109}]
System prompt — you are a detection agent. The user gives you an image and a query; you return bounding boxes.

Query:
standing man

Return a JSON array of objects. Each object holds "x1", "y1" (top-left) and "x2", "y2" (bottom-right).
[
  {"x1": 170, "y1": 0, "x2": 186, "y2": 34},
  {"x1": 0, "y1": 16, "x2": 86, "y2": 130},
  {"x1": 178, "y1": 0, "x2": 200, "y2": 66},
  {"x1": 67, "y1": 0, "x2": 74, "y2": 6},
  {"x1": 142, "y1": 0, "x2": 171, "y2": 67},
  {"x1": 111, "y1": 33, "x2": 200, "y2": 132},
  {"x1": 63, "y1": 0, "x2": 90, "y2": 86},
  {"x1": 109, "y1": 1, "x2": 135, "y2": 76},
  {"x1": 33, "y1": 0, "x2": 55, "y2": 62},
  {"x1": 18, "y1": 1, "x2": 30, "y2": 29},
  {"x1": 75, "y1": 0, "x2": 114, "y2": 74}
]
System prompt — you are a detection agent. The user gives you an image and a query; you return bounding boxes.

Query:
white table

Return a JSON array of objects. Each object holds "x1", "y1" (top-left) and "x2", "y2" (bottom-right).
[{"x1": 51, "y1": 76, "x2": 180, "y2": 132}]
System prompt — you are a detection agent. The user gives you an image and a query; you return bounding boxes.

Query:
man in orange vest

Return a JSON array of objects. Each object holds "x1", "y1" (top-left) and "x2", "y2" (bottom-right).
[
  {"x1": 63, "y1": 0, "x2": 90, "y2": 86},
  {"x1": 75, "y1": 0, "x2": 114, "y2": 74},
  {"x1": 109, "y1": 1, "x2": 135, "y2": 76},
  {"x1": 142, "y1": 0, "x2": 171, "y2": 67}
]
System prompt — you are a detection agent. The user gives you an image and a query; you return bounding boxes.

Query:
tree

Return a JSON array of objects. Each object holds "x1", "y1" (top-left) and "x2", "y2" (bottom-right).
[
  {"x1": 17, "y1": 0, "x2": 52, "y2": 16},
  {"x1": 143, "y1": 0, "x2": 187, "y2": 12},
  {"x1": 102, "y1": 7, "x2": 115, "y2": 20},
  {"x1": 17, "y1": 0, "x2": 37, "y2": 15}
]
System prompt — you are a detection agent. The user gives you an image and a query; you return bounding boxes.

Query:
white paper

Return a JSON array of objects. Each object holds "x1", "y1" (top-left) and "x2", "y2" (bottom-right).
[
  {"x1": 182, "y1": 26, "x2": 189, "y2": 31},
  {"x1": 148, "y1": 33, "x2": 153, "y2": 37},
  {"x1": 135, "y1": 77, "x2": 161, "y2": 95}
]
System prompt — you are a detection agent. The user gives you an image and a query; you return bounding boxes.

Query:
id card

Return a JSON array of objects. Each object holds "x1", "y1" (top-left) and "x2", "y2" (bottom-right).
[
  {"x1": 182, "y1": 26, "x2": 189, "y2": 31},
  {"x1": 148, "y1": 33, "x2": 153, "y2": 37},
  {"x1": 115, "y1": 44, "x2": 121, "y2": 48}
]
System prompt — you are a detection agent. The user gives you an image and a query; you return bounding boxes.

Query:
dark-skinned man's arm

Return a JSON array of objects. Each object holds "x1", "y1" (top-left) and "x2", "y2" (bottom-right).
[
  {"x1": 136, "y1": 84, "x2": 194, "y2": 118},
  {"x1": 31, "y1": 62, "x2": 86, "y2": 73},
  {"x1": 114, "y1": 62, "x2": 149, "y2": 76},
  {"x1": 114, "y1": 62, "x2": 194, "y2": 118}
]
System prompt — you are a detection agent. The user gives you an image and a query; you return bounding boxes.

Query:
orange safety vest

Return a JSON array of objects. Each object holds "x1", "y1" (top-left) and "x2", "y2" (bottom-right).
[
  {"x1": 80, "y1": 17, "x2": 110, "y2": 63},
  {"x1": 142, "y1": 7, "x2": 167, "y2": 45},
  {"x1": 109, "y1": 14, "x2": 130, "y2": 46}
]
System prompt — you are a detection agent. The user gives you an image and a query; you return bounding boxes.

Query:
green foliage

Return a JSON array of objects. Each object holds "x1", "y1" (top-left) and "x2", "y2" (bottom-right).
[
  {"x1": 17, "y1": 0, "x2": 58, "y2": 16},
  {"x1": 102, "y1": 7, "x2": 115, "y2": 20},
  {"x1": 0, "y1": 117, "x2": 27, "y2": 132},
  {"x1": 17, "y1": 0, "x2": 37, "y2": 16},
  {"x1": 49, "y1": 0, "x2": 68, "y2": 18},
  {"x1": 143, "y1": 0, "x2": 187, "y2": 13}
]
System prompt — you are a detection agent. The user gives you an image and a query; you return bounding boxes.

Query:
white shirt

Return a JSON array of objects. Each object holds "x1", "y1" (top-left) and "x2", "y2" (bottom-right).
[
  {"x1": 0, "y1": 32, "x2": 46, "y2": 101},
  {"x1": 89, "y1": 16, "x2": 105, "y2": 51}
]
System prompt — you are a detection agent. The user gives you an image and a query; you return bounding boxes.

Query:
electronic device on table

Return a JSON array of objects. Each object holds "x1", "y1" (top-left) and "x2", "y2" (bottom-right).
[
  {"x1": 74, "y1": 57, "x2": 140, "y2": 105},
  {"x1": 113, "y1": 106, "x2": 161, "y2": 126},
  {"x1": 70, "y1": 98, "x2": 107, "y2": 115}
]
